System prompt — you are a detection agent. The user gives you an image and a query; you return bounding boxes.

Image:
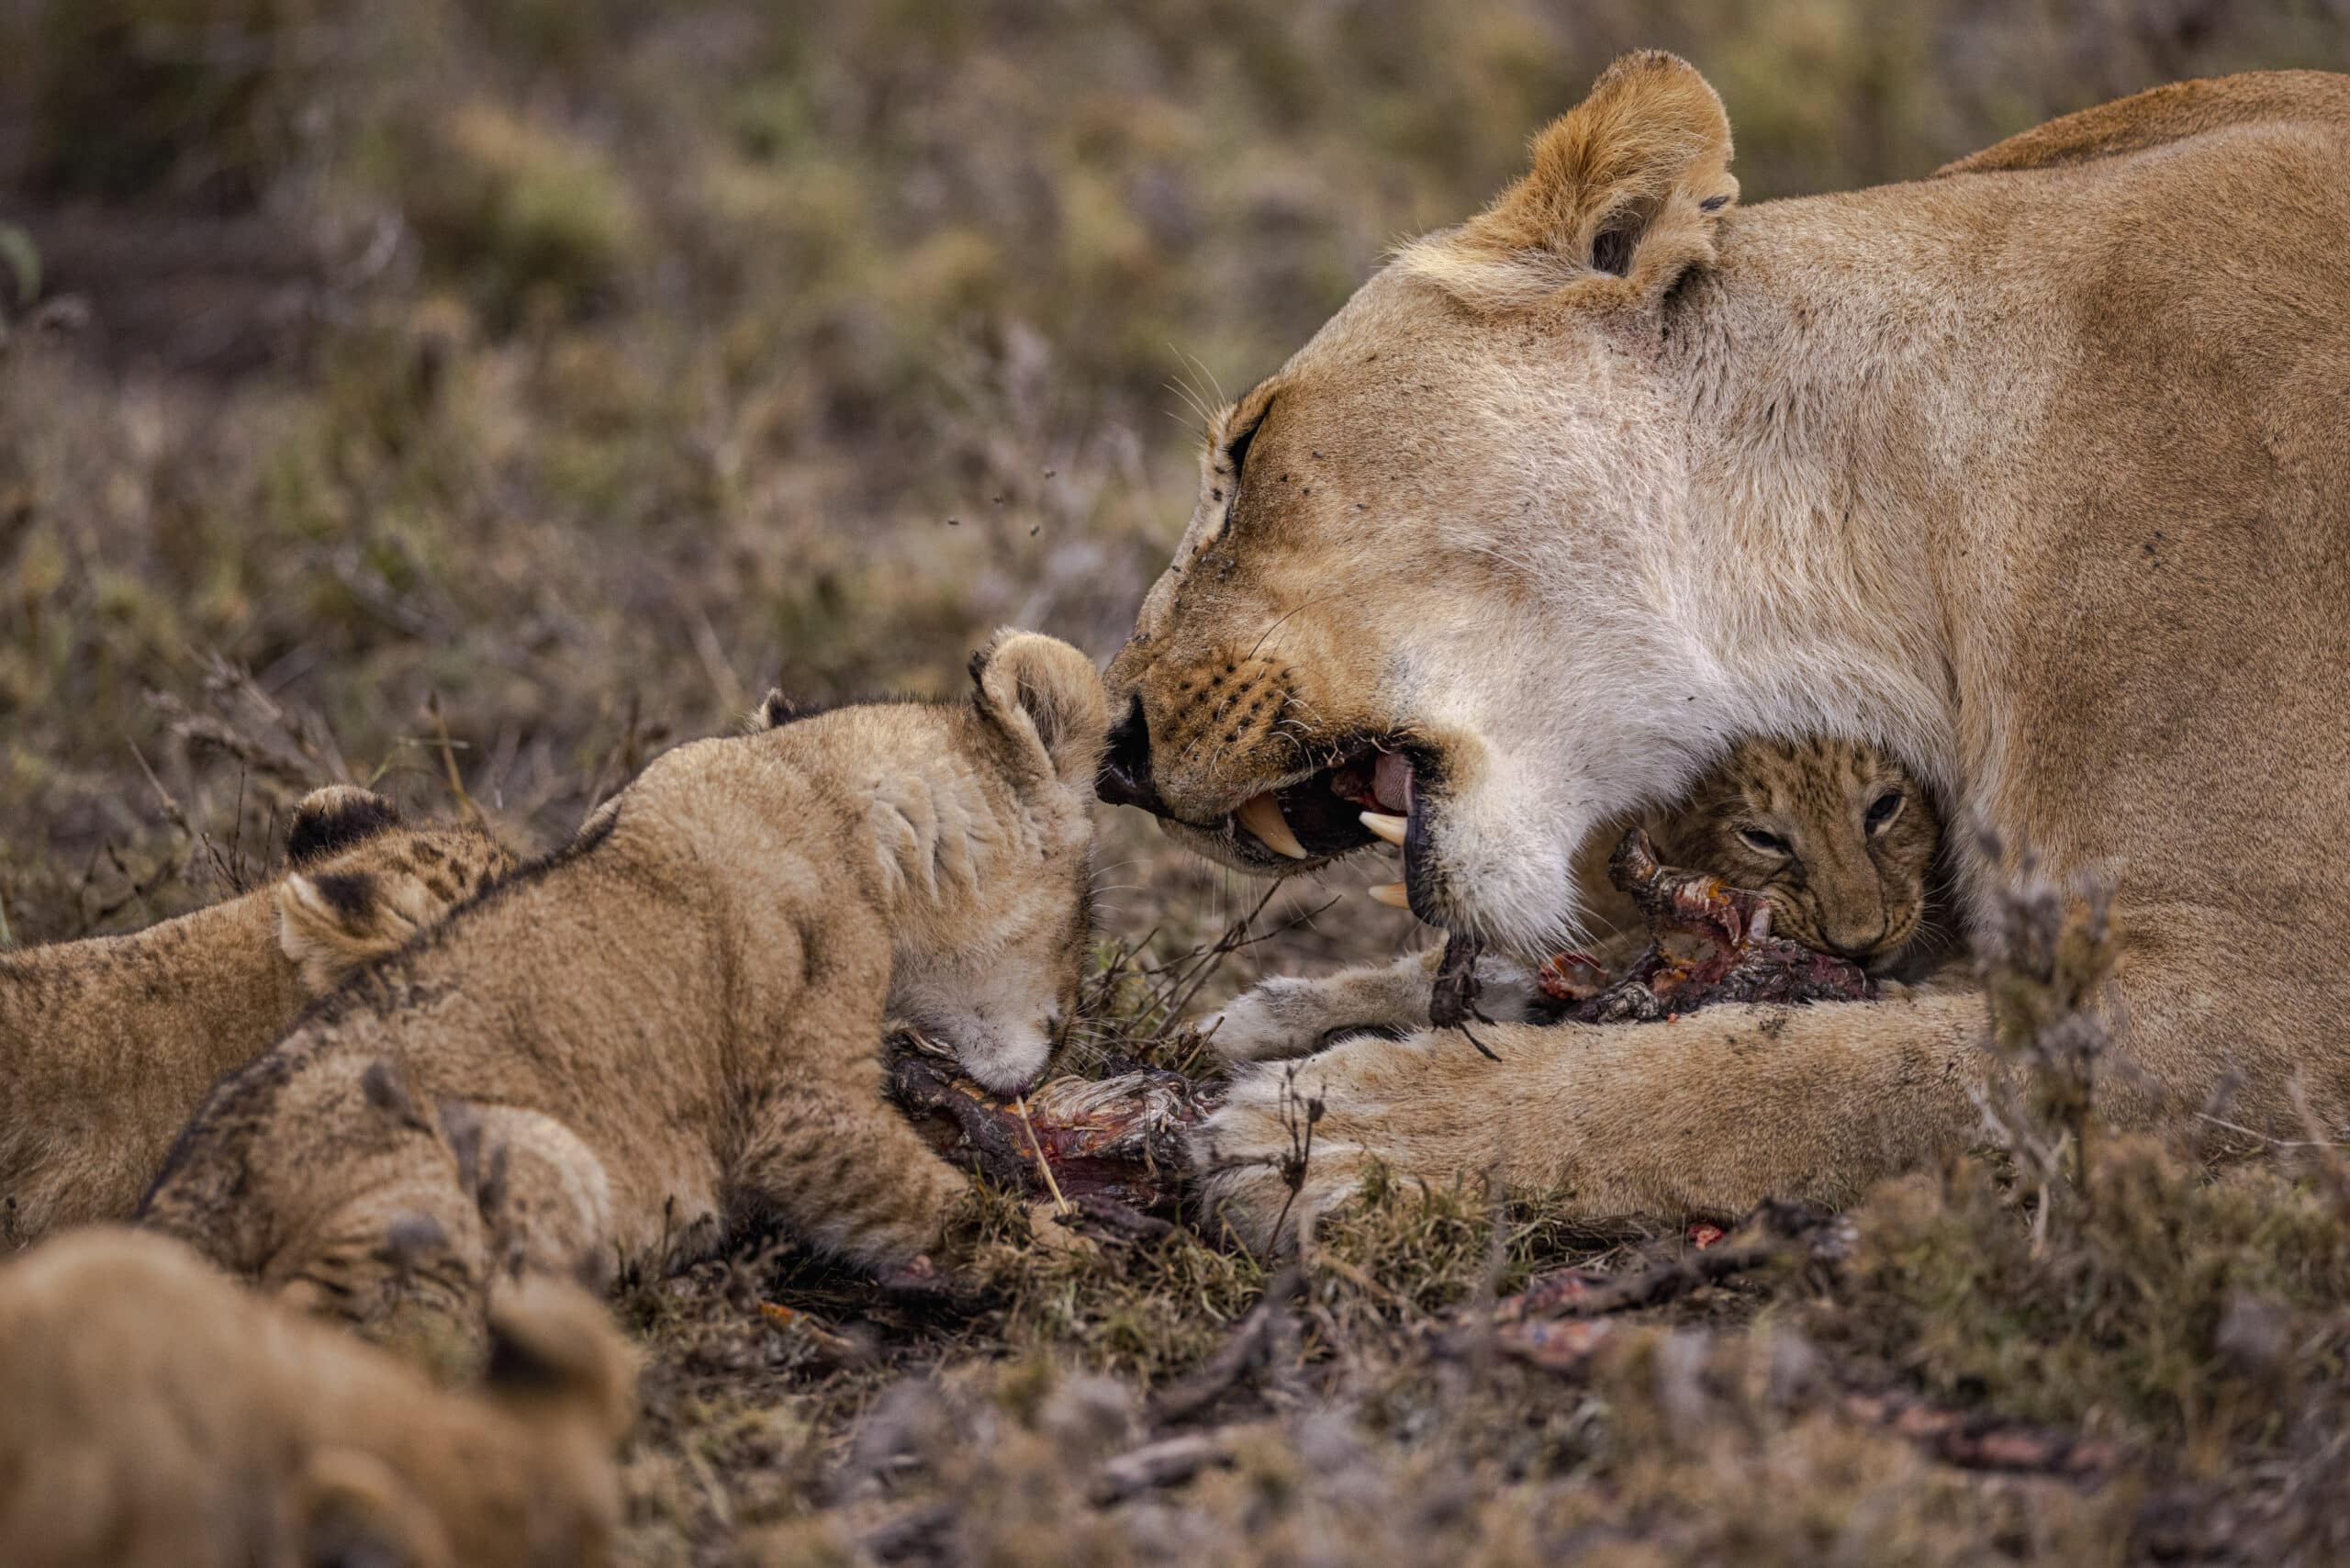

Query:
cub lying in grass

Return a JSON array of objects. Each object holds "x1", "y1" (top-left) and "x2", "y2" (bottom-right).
[
  {"x1": 1, "y1": 787, "x2": 513, "y2": 1244},
  {"x1": 1207, "y1": 735, "x2": 1948, "y2": 1062},
  {"x1": 141, "y1": 631, "x2": 1106, "y2": 1336},
  {"x1": 0, "y1": 1227, "x2": 632, "y2": 1568}
]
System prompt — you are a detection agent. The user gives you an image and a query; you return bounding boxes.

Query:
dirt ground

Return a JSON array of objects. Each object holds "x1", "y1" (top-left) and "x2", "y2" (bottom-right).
[{"x1": 6, "y1": 4, "x2": 2350, "y2": 1562}]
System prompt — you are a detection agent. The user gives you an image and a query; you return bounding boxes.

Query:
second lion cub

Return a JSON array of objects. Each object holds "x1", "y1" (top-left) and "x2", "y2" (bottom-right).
[{"x1": 141, "y1": 632, "x2": 1107, "y2": 1331}]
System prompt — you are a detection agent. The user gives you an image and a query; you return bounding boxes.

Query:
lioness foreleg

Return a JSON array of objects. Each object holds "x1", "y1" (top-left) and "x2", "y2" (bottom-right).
[{"x1": 1188, "y1": 985, "x2": 1992, "y2": 1252}]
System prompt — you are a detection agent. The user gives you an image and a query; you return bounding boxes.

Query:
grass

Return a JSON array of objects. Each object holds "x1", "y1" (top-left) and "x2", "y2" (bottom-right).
[{"x1": 6, "y1": 1, "x2": 2350, "y2": 1562}]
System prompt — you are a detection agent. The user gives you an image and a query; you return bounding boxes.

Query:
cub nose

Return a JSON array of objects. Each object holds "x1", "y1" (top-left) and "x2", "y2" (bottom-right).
[{"x1": 1095, "y1": 699, "x2": 1168, "y2": 814}]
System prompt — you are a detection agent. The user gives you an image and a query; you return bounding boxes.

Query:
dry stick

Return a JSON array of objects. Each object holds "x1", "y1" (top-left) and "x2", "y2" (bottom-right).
[
  {"x1": 1013, "y1": 1093, "x2": 1073, "y2": 1217},
  {"x1": 1148, "y1": 1267, "x2": 1303, "y2": 1426},
  {"x1": 1089, "y1": 1432, "x2": 1238, "y2": 1504},
  {"x1": 427, "y1": 693, "x2": 487, "y2": 831}
]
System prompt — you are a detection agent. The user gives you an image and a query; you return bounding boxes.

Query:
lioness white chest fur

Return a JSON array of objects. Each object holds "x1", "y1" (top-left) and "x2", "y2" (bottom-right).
[
  {"x1": 1099, "y1": 58, "x2": 2350, "y2": 1246},
  {"x1": 140, "y1": 633, "x2": 1106, "y2": 1329}
]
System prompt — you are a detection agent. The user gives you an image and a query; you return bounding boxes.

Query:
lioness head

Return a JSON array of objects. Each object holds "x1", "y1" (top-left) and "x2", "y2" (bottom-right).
[
  {"x1": 1652, "y1": 736, "x2": 1942, "y2": 970},
  {"x1": 763, "y1": 632, "x2": 1109, "y2": 1093},
  {"x1": 1101, "y1": 52, "x2": 1859, "y2": 953},
  {"x1": 276, "y1": 786, "x2": 517, "y2": 992}
]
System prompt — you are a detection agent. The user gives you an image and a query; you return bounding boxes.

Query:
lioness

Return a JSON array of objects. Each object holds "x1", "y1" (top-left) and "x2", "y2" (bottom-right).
[
  {"x1": 140, "y1": 632, "x2": 1106, "y2": 1330},
  {"x1": 0, "y1": 1227, "x2": 632, "y2": 1568},
  {"x1": 1096, "y1": 57, "x2": 2350, "y2": 1245},
  {"x1": 1208, "y1": 735, "x2": 1948, "y2": 1062},
  {"x1": 1, "y1": 787, "x2": 512, "y2": 1243}
]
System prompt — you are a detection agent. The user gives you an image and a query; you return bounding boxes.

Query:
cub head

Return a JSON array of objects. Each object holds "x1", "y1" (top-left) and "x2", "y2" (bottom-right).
[
  {"x1": 275, "y1": 787, "x2": 516, "y2": 993},
  {"x1": 759, "y1": 633, "x2": 1109, "y2": 1094},
  {"x1": 1654, "y1": 737, "x2": 1941, "y2": 971},
  {"x1": 1099, "y1": 52, "x2": 1865, "y2": 955}
]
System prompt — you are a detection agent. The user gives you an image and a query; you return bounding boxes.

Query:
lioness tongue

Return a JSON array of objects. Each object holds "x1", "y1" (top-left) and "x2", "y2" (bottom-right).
[{"x1": 1371, "y1": 751, "x2": 1415, "y2": 814}]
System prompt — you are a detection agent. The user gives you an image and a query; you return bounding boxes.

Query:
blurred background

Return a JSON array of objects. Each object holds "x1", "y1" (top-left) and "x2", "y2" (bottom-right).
[{"x1": 4, "y1": 0, "x2": 2346, "y2": 951}]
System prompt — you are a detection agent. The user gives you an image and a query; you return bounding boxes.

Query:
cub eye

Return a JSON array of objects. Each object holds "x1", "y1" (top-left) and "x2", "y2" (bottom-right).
[
  {"x1": 1738, "y1": 827, "x2": 1790, "y2": 857},
  {"x1": 1864, "y1": 790, "x2": 1904, "y2": 834}
]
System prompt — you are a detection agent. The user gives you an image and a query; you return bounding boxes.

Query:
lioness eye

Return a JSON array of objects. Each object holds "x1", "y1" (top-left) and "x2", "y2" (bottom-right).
[
  {"x1": 1738, "y1": 827, "x2": 1790, "y2": 856},
  {"x1": 1864, "y1": 791, "x2": 1904, "y2": 833}
]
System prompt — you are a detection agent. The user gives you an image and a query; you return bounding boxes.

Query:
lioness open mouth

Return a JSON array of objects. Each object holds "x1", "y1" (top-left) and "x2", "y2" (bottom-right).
[{"x1": 1100, "y1": 710, "x2": 1425, "y2": 879}]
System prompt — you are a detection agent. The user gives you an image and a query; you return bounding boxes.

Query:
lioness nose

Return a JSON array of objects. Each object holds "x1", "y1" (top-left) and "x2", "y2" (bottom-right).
[{"x1": 1096, "y1": 699, "x2": 1168, "y2": 813}]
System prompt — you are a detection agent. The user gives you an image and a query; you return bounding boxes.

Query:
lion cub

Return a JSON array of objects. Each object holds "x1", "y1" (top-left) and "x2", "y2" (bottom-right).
[
  {"x1": 0, "y1": 1227, "x2": 632, "y2": 1568},
  {"x1": 1207, "y1": 735, "x2": 1944, "y2": 1062},
  {"x1": 1, "y1": 787, "x2": 512, "y2": 1243},
  {"x1": 141, "y1": 631, "x2": 1106, "y2": 1334}
]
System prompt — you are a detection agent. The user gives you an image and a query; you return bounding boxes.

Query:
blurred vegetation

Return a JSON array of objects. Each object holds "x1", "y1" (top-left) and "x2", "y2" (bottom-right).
[{"x1": 5, "y1": 4, "x2": 2350, "y2": 1562}]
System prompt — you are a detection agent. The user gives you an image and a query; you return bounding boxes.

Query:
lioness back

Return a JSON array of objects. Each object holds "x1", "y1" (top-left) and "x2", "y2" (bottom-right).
[
  {"x1": 0, "y1": 788, "x2": 511, "y2": 1245},
  {"x1": 140, "y1": 632, "x2": 1108, "y2": 1335}
]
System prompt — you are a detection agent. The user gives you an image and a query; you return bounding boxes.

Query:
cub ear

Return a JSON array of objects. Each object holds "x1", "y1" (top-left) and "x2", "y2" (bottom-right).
[
  {"x1": 483, "y1": 1279, "x2": 639, "y2": 1442},
  {"x1": 748, "y1": 689, "x2": 806, "y2": 732},
  {"x1": 968, "y1": 630, "x2": 1111, "y2": 789},
  {"x1": 286, "y1": 786, "x2": 402, "y2": 868},
  {"x1": 277, "y1": 870, "x2": 426, "y2": 992},
  {"x1": 1402, "y1": 50, "x2": 1736, "y2": 314}
]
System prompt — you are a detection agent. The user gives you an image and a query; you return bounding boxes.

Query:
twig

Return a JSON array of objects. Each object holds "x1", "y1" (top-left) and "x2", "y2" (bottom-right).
[
  {"x1": 1088, "y1": 1431, "x2": 1238, "y2": 1504},
  {"x1": 428, "y1": 693, "x2": 487, "y2": 830},
  {"x1": 1013, "y1": 1093, "x2": 1072, "y2": 1217},
  {"x1": 1841, "y1": 1389, "x2": 2123, "y2": 1478},
  {"x1": 1148, "y1": 1268, "x2": 1301, "y2": 1425}
]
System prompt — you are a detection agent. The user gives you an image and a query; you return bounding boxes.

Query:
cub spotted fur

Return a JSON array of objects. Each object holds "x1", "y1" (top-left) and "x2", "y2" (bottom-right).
[
  {"x1": 140, "y1": 632, "x2": 1106, "y2": 1336},
  {"x1": 0, "y1": 788, "x2": 512, "y2": 1244},
  {"x1": 0, "y1": 1227, "x2": 632, "y2": 1568},
  {"x1": 1208, "y1": 736, "x2": 1944, "y2": 1064},
  {"x1": 1649, "y1": 735, "x2": 1943, "y2": 975}
]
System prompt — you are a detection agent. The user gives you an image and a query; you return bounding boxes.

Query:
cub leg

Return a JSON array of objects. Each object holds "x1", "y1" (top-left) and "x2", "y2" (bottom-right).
[
  {"x1": 442, "y1": 1103, "x2": 616, "y2": 1294},
  {"x1": 726, "y1": 1076, "x2": 975, "y2": 1276}
]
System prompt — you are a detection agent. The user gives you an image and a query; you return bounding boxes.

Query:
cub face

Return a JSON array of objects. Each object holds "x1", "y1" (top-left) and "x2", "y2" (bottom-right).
[
  {"x1": 275, "y1": 786, "x2": 516, "y2": 993},
  {"x1": 760, "y1": 632, "x2": 1109, "y2": 1094},
  {"x1": 894, "y1": 632, "x2": 1107, "y2": 1092},
  {"x1": 1653, "y1": 736, "x2": 1941, "y2": 971}
]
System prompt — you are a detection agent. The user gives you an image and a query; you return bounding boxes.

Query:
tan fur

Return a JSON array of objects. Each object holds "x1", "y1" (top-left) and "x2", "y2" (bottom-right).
[
  {"x1": 1206, "y1": 737, "x2": 1944, "y2": 1064},
  {"x1": 139, "y1": 633, "x2": 1107, "y2": 1335},
  {"x1": 0, "y1": 789, "x2": 512, "y2": 1245},
  {"x1": 1096, "y1": 58, "x2": 2350, "y2": 1247},
  {"x1": 0, "y1": 1227, "x2": 632, "y2": 1568}
]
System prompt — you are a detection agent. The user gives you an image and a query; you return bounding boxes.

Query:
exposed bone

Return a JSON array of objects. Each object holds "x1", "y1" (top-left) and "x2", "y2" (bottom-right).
[
  {"x1": 1359, "y1": 810, "x2": 1409, "y2": 847},
  {"x1": 1236, "y1": 791, "x2": 1309, "y2": 859}
]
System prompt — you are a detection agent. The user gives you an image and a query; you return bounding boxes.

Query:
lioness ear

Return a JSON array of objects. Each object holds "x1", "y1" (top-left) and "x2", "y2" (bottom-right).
[
  {"x1": 968, "y1": 630, "x2": 1111, "y2": 789},
  {"x1": 286, "y1": 786, "x2": 401, "y2": 868},
  {"x1": 1401, "y1": 50, "x2": 1736, "y2": 314}
]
